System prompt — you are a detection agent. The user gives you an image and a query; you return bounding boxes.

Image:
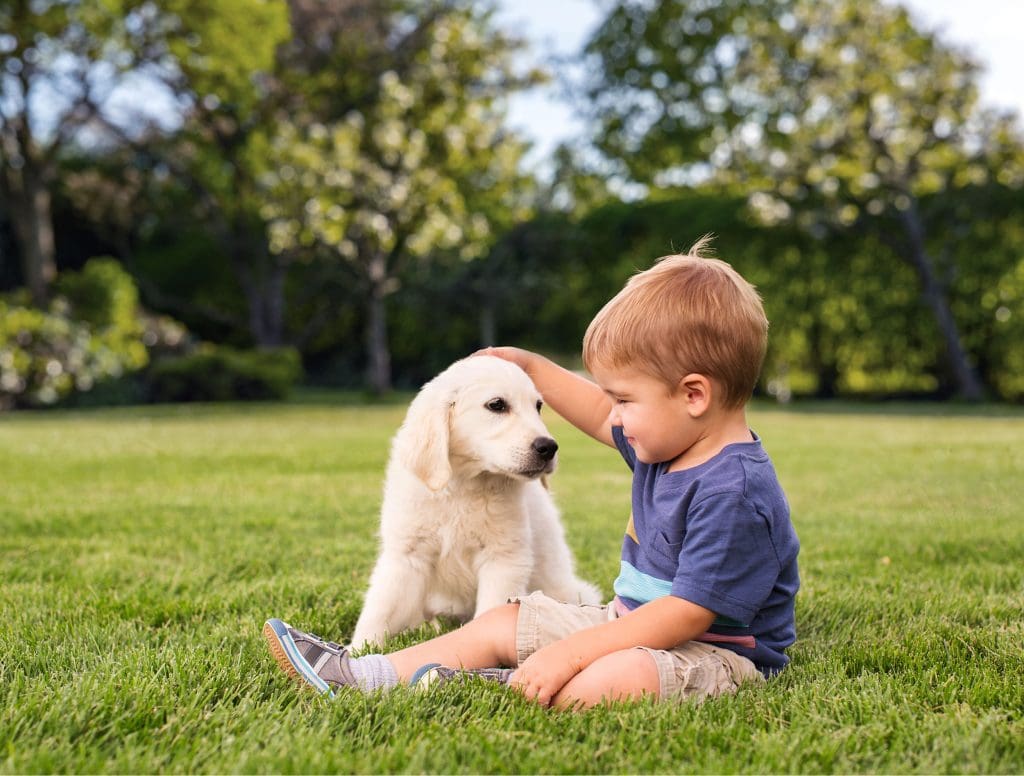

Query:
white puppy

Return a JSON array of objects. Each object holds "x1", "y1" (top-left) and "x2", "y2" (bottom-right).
[{"x1": 351, "y1": 356, "x2": 601, "y2": 649}]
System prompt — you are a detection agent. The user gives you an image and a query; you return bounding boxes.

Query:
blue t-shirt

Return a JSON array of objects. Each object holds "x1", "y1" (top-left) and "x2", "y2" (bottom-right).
[{"x1": 611, "y1": 426, "x2": 800, "y2": 675}]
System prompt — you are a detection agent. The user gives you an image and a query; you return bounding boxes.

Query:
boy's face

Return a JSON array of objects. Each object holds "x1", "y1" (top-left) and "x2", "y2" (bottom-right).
[{"x1": 590, "y1": 363, "x2": 700, "y2": 466}]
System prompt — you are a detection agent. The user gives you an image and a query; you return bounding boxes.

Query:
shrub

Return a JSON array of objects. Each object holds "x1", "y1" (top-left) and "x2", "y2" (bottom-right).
[
  {"x1": 146, "y1": 345, "x2": 302, "y2": 403},
  {"x1": 1, "y1": 300, "x2": 93, "y2": 409},
  {"x1": 56, "y1": 257, "x2": 138, "y2": 330},
  {"x1": 1, "y1": 258, "x2": 300, "y2": 410},
  {"x1": 0, "y1": 258, "x2": 190, "y2": 410}
]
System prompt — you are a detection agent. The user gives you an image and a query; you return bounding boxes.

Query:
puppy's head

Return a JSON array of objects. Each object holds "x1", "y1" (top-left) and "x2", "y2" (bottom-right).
[{"x1": 399, "y1": 356, "x2": 557, "y2": 491}]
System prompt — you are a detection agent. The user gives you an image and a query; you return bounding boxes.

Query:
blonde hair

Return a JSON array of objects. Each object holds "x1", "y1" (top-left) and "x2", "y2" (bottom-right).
[{"x1": 582, "y1": 236, "x2": 768, "y2": 408}]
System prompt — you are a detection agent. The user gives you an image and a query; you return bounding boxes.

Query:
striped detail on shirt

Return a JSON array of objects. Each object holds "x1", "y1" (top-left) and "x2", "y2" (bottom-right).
[
  {"x1": 613, "y1": 560, "x2": 672, "y2": 603},
  {"x1": 613, "y1": 596, "x2": 758, "y2": 649},
  {"x1": 697, "y1": 632, "x2": 757, "y2": 649}
]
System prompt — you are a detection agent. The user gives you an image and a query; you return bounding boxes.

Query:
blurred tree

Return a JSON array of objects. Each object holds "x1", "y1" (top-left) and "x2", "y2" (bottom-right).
[
  {"x1": 0, "y1": 0, "x2": 167, "y2": 305},
  {"x1": 580, "y1": 0, "x2": 772, "y2": 187},
  {"x1": 581, "y1": 0, "x2": 1024, "y2": 400},
  {"x1": 259, "y1": 2, "x2": 535, "y2": 393},
  {"x1": 63, "y1": 1, "x2": 364, "y2": 348},
  {"x1": 731, "y1": 0, "x2": 1023, "y2": 400},
  {"x1": 538, "y1": 144, "x2": 616, "y2": 217},
  {"x1": 561, "y1": 192, "x2": 962, "y2": 400},
  {"x1": 139, "y1": 0, "x2": 291, "y2": 346},
  {"x1": 919, "y1": 183, "x2": 1024, "y2": 401}
]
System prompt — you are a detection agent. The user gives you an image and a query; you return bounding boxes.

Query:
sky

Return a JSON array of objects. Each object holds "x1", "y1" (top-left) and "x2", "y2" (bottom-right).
[{"x1": 495, "y1": 0, "x2": 1024, "y2": 172}]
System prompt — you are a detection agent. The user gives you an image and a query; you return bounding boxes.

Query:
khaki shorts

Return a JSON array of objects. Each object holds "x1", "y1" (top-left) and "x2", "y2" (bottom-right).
[{"x1": 511, "y1": 590, "x2": 764, "y2": 702}]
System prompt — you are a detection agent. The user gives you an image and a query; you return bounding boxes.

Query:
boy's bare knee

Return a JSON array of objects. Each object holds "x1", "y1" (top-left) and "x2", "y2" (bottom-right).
[
  {"x1": 472, "y1": 601, "x2": 520, "y2": 666},
  {"x1": 553, "y1": 649, "x2": 660, "y2": 710}
]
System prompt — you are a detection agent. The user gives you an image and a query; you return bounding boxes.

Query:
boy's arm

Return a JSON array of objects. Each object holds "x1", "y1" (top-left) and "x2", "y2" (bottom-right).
[
  {"x1": 477, "y1": 347, "x2": 615, "y2": 447},
  {"x1": 510, "y1": 596, "x2": 716, "y2": 707}
]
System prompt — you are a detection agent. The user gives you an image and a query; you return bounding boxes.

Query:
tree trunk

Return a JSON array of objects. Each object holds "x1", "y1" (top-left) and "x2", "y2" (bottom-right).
[
  {"x1": 5, "y1": 163, "x2": 57, "y2": 307},
  {"x1": 807, "y1": 316, "x2": 839, "y2": 398},
  {"x1": 365, "y1": 253, "x2": 392, "y2": 394},
  {"x1": 233, "y1": 240, "x2": 287, "y2": 348},
  {"x1": 264, "y1": 262, "x2": 286, "y2": 347},
  {"x1": 478, "y1": 303, "x2": 496, "y2": 347},
  {"x1": 899, "y1": 204, "x2": 985, "y2": 401}
]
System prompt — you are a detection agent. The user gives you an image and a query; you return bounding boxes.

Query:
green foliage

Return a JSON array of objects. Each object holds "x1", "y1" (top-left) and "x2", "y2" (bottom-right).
[
  {"x1": 0, "y1": 259, "x2": 150, "y2": 409},
  {"x1": 581, "y1": 0, "x2": 1023, "y2": 194},
  {"x1": 1, "y1": 400, "x2": 1021, "y2": 771},
  {"x1": 580, "y1": 0, "x2": 1024, "y2": 399},
  {"x1": 580, "y1": 0, "x2": 773, "y2": 183},
  {"x1": 257, "y1": 3, "x2": 537, "y2": 391},
  {"x1": 921, "y1": 183, "x2": 1024, "y2": 401},
  {"x1": 146, "y1": 345, "x2": 302, "y2": 403},
  {"x1": 160, "y1": 0, "x2": 290, "y2": 210},
  {"x1": 56, "y1": 257, "x2": 146, "y2": 354},
  {"x1": 11, "y1": 0, "x2": 1022, "y2": 403},
  {"x1": 563, "y1": 188, "x2": 1024, "y2": 401},
  {"x1": 0, "y1": 0, "x2": 192, "y2": 303},
  {"x1": 160, "y1": 0, "x2": 289, "y2": 117},
  {"x1": 129, "y1": 223, "x2": 249, "y2": 346}
]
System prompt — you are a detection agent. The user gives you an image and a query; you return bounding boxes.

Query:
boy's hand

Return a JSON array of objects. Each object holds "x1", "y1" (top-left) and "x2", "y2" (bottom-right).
[
  {"x1": 473, "y1": 346, "x2": 535, "y2": 373},
  {"x1": 508, "y1": 642, "x2": 582, "y2": 707}
]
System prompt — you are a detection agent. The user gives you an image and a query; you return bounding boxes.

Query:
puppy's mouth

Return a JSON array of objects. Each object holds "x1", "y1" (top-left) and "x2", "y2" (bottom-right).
[{"x1": 516, "y1": 458, "x2": 557, "y2": 479}]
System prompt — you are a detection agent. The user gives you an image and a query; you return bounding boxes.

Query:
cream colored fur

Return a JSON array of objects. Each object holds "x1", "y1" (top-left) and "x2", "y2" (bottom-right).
[{"x1": 351, "y1": 356, "x2": 601, "y2": 649}]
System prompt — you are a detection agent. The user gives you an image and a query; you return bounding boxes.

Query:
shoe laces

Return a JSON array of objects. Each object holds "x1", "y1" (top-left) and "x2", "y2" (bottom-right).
[{"x1": 304, "y1": 631, "x2": 345, "y2": 653}]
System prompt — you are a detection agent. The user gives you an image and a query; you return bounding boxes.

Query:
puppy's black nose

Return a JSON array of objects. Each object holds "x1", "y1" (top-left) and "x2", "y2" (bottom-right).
[{"x1": 532, "y1": 437, "x2": 558, "y2": 461}]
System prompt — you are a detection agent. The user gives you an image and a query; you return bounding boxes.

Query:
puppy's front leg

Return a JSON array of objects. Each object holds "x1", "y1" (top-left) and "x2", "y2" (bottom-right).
[
  {"x1": 352, "y1": 551, "x2": 431, "y2": 649},
  {"x1": 474, "y1": 557, "x2": 532, "y2": 618}
]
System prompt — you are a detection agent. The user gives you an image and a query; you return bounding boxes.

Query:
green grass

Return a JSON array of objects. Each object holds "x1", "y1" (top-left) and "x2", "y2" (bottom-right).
[{"x1": 1, "y1": 397, "x2": 1022, "y2": 773}]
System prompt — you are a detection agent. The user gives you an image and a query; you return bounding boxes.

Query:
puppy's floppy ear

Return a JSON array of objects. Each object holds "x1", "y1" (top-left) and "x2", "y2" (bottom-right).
[{"x1": 399, "y1": 382, "x2": 454, "y2": 491}]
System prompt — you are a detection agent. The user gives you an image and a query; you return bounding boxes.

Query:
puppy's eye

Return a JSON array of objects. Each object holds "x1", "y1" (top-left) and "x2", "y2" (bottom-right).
[
  {"x1": 485, "y1": 398, "x2": 508, "y2": 413},
  {"x1": 536, "y1": 400, "x2": 543, "y2": 413}
]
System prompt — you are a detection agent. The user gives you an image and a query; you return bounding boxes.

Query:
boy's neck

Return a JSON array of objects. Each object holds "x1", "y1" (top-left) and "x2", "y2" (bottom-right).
[{"x1": 667, "y1": 406, "x2": 753, "y2": 472}]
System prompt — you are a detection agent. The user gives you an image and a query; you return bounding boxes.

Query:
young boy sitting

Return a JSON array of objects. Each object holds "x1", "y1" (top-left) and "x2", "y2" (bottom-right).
[{"x1": 264, "y1": 237, "x2": 800, "y2": 709}]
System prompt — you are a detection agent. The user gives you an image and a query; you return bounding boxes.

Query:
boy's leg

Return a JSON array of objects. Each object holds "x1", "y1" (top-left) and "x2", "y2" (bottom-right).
[
  {"x1": 550, "y1": 649, "x2": 660, "y2": 710},
  {"x1": 552, "y1": 642, "x2": 764, "y2": 709},
  {"x1": 265, "y1": 602, "x2": 520, "y2": 694},
  {"x1": 385, "y1": 602, "x2": 520, "y2": 681}
]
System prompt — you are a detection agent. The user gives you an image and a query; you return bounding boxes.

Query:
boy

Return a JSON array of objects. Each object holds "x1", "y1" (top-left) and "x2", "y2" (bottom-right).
[{"x1": 264, "y1": 238, "x2": 799, "y2": 709}]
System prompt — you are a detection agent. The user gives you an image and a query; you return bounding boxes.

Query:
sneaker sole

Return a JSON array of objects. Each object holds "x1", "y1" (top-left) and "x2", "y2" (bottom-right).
[
  {"x1": 263, "y1": 618, "x2": 336, "y2": 699},
  {"x1": 409, "y1": 662, "x2": 442, "y2": 688},
  {"x1": 415, "y1": 666, "x2": 447, "y2": 690}
]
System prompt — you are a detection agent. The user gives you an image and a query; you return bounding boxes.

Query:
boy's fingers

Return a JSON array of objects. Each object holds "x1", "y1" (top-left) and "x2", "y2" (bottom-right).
[{"x1": 509, "y1": 673, "x2": 545, "y2": 705}]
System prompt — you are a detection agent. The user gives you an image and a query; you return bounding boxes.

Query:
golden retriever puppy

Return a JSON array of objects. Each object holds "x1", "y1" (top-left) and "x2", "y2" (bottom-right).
[{"x1": 351, "y1": 356, "x2": 600, "y2": 649}]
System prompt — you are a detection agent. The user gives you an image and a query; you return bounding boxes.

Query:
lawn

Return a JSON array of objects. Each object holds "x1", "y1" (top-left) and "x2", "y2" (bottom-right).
[{"x1": 1, "y1": 396, "x2": 1022, "y2": 773}]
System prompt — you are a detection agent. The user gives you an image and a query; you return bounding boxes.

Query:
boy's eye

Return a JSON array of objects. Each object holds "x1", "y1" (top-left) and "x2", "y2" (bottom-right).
[{"x1": 486, "y1": 398, "x2": 508, "y2": 413}]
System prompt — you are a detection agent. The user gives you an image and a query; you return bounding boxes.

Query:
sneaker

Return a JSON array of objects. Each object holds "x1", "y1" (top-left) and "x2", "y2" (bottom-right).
[
  {"x1": 263, "y1": 618, "x2": 358, "y2": 698},
  {"x1": 412, "y1": 663, "x2": 514, "y2": 690}
]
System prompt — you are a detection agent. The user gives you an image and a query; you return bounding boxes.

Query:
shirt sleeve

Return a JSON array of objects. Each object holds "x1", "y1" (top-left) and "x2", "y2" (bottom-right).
[
  {"x1": 669, "y1": 490, "x2": 780, "y2": 626},
  {"x1": 611, "y1": 426, "x2": 636, "y2": 471}
]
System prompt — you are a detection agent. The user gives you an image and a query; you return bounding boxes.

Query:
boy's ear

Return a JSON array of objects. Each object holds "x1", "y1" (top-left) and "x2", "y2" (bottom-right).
[{"x1": 677, "y1": 373, "x2": 713, "y2": 417}]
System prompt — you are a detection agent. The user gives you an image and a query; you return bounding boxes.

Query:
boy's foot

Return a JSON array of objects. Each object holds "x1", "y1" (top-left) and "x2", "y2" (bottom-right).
[
  {"x1": 263, "y1": 618, "x2": 358, "y2": 698},
  {"x1": 412, "y1": 663, "x2": 514, "y2": 690}
]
